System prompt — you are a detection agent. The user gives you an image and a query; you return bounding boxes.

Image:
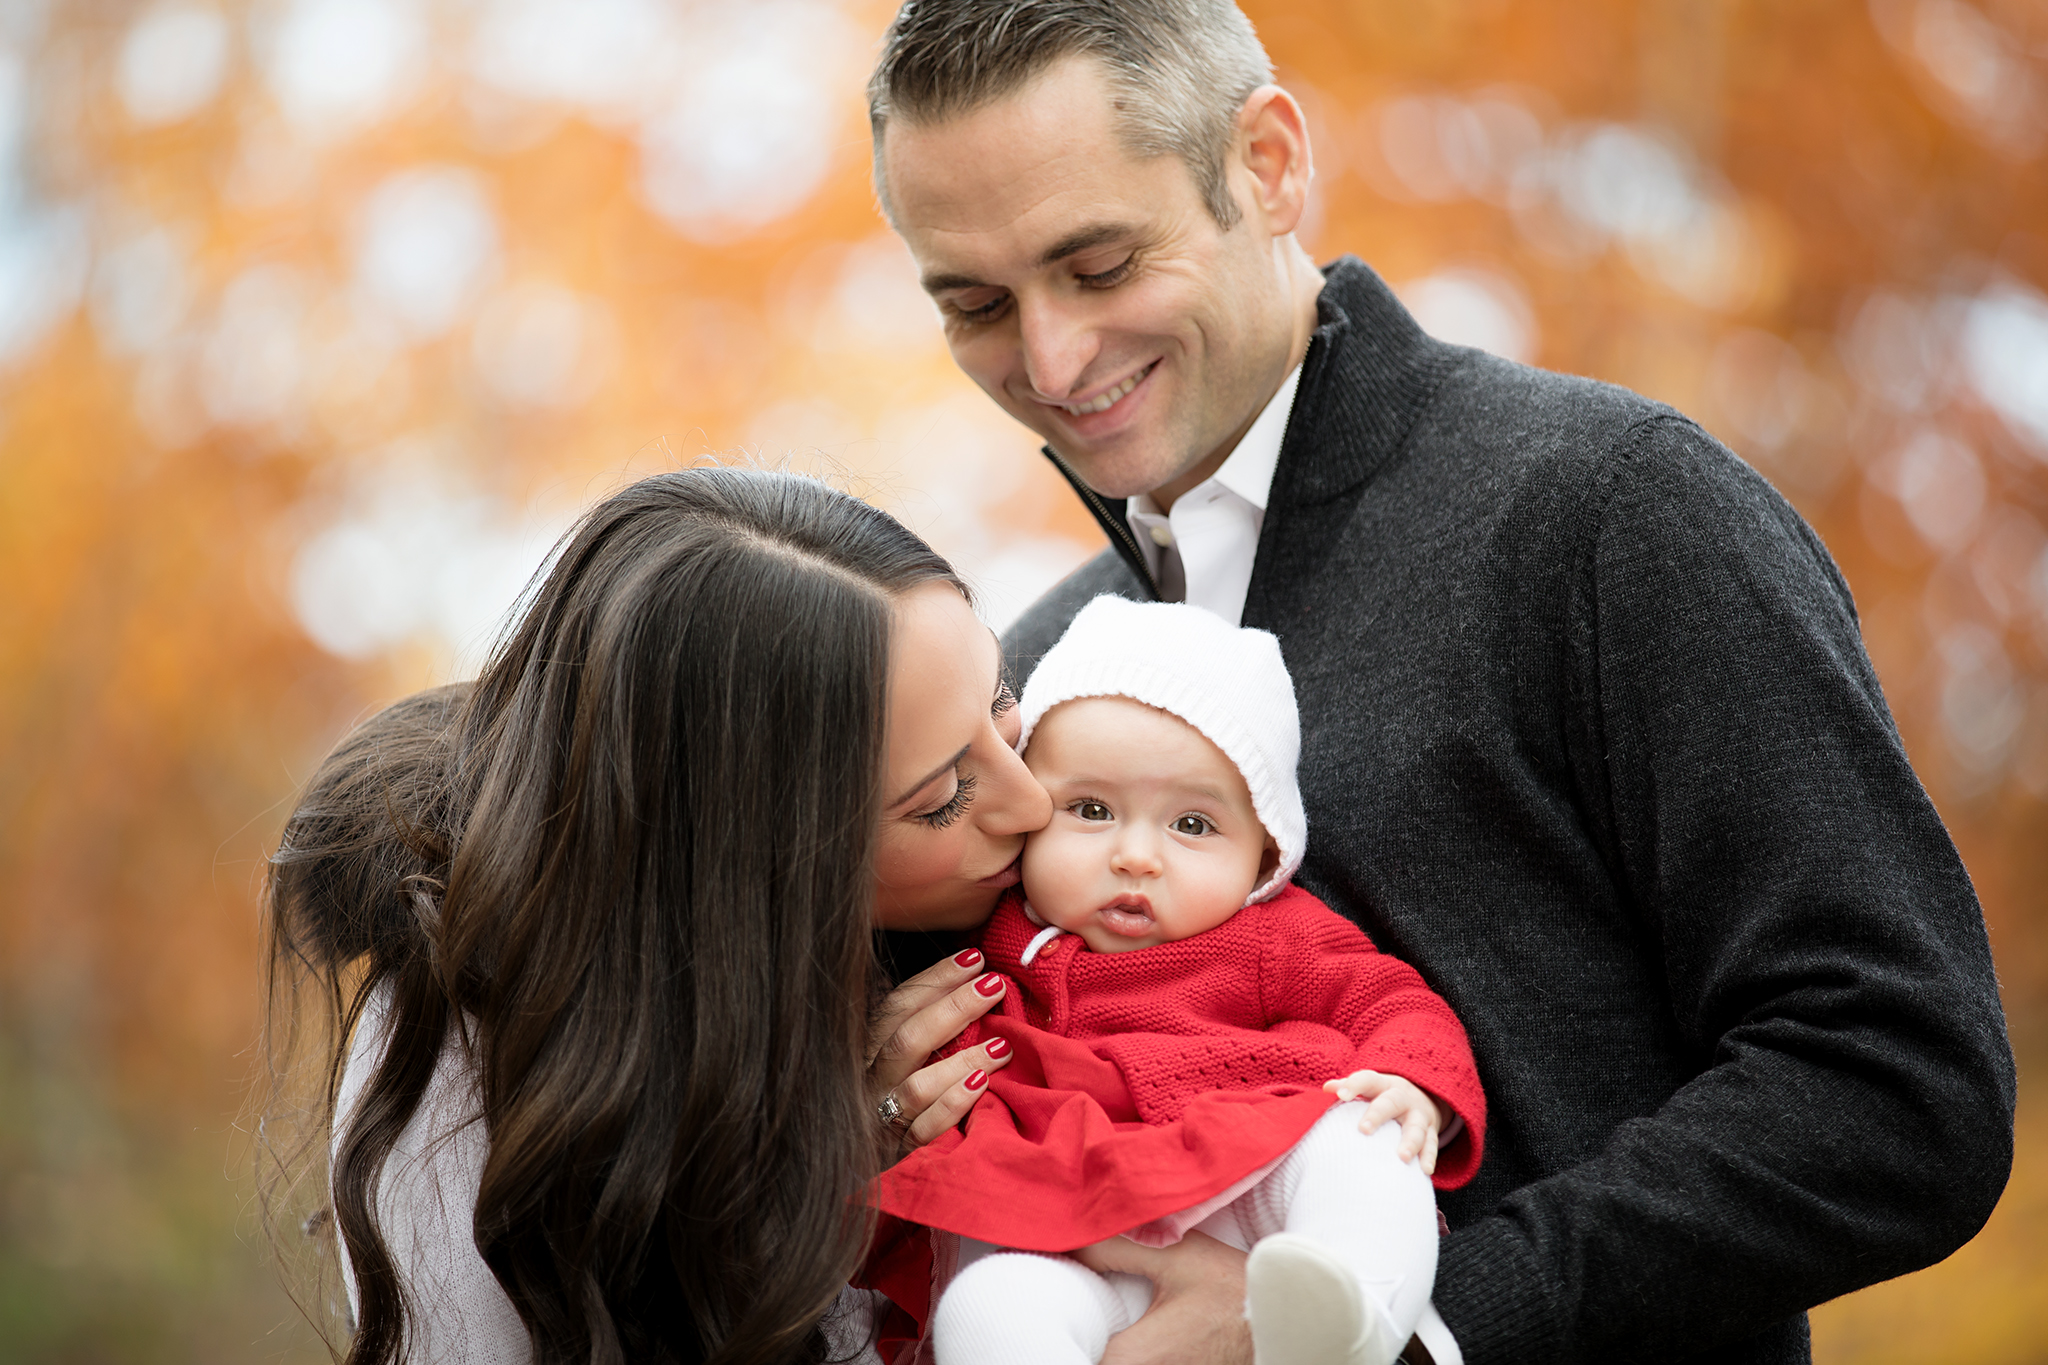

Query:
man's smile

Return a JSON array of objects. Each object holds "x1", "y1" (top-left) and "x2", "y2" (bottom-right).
[{"x1": 1044, "y1": 360, "x2": 1159, "y2": 417}]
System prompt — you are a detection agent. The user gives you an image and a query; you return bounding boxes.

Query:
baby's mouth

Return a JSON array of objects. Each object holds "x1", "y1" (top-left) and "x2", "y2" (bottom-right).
[{"x1": 1096, "y1": 894, "x2": 1156, "y2": 938}]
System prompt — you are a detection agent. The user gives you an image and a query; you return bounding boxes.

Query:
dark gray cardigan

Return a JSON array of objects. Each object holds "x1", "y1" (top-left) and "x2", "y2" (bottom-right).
[{"x1": 1001, "y1": 258, "x2": 2015, "y2": 1365}]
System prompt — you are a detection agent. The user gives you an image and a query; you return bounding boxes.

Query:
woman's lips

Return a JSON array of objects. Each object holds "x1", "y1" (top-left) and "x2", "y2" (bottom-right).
[
  {"x1": 1095, "y1": 893, "x2": 1156, "y2": 938},
  {"x1": 975, "y1": 857, "x2": 1023, "y2": 890}
]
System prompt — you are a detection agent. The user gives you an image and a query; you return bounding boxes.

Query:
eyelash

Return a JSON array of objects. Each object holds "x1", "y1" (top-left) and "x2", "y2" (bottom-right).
[
  {"x1": 1076, "y1": 256, "x2": 1136, "y2": 289},
  {"x1": 916, "y1": 772, "x2": 979, "y2": 829},
  {"x1": 911, "y1": 685, "x2": 1016, "y2": 829},
  {"x1": 947, "y1": 257, "x2": 1137, "y2": 325},
  {"x1": 953, "y1": 295, "x2": 1010, "y2": 324}
]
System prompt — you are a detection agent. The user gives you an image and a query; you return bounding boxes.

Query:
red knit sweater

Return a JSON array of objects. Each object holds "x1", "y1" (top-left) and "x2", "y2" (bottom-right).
[{"x1": 873, "y1": 884, "x2": 1486, "y2": 1255}]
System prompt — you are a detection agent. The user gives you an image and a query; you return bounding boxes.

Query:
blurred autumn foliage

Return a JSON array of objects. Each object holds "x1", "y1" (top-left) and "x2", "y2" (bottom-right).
[{"x1": 0, "y1": 0, "x2": 2041, "y2": 1359}]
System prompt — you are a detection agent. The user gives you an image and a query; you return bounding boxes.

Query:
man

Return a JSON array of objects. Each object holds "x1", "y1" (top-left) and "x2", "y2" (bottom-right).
[{"x1": 866, "y1": 3, "x2": 2016, "y2": 1364}]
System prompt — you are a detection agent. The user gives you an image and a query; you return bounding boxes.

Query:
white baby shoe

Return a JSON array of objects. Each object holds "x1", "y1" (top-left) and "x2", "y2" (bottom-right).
[{"x1": 1244, "y1": 1233, "x2": 1403, "y2": 1365}]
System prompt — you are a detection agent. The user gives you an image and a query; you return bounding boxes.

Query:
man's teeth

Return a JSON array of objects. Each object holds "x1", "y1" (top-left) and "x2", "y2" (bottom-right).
[{"x1": 1063, "y1": 365, "x2": 1149, "y2": 416}]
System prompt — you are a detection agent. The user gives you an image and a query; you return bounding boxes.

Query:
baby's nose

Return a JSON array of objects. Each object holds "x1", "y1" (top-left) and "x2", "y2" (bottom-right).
[{"x1": 1109, "y1": 833, "x2": 1164, "y2": 875}]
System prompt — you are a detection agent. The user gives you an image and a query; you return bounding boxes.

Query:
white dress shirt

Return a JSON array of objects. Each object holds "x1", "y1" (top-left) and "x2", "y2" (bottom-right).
[
  {"x1": 1123, "y1": 360, "x2": 1470, "y2": 1365},
  {"x1": 1126, "y1": 364, "x2": 1302, "y2": 625}
]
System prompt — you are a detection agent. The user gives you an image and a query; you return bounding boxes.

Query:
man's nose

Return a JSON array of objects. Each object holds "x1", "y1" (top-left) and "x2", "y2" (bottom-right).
[{"x1": 1017, "y1": 293, "x2": 1098, "y2": 402}]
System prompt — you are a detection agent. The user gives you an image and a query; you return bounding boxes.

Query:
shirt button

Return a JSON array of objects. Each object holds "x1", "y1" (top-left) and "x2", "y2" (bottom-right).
[{"x1": 1148, "y1": 524, "x2": 1173, "y2": 547}]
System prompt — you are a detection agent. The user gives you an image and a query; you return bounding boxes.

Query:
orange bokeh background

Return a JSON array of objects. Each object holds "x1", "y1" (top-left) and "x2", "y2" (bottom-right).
[{"x1": 0, "y1": 0, "x2": 2041, "y2": 1359}]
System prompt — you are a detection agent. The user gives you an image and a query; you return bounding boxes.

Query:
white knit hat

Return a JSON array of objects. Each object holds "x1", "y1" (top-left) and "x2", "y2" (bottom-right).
[{"x1": 1018, "y1": 595, "x2": 1306, "y2": 905}]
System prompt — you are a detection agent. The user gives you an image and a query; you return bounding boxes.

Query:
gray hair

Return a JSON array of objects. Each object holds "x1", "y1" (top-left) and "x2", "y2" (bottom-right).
[{"x1": 867, "y1": 0, "x2": 1274, "y2": 228}]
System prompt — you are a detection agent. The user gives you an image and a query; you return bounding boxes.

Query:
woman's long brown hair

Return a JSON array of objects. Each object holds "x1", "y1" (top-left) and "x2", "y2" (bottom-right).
[{"x1": 259, "y1": 469, "x2": 967, "y2": 1364}]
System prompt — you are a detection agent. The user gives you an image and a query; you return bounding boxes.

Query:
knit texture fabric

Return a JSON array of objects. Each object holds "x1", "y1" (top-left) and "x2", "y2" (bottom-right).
[
  {"x1": 1017, "y1": 595, "x2": 1308, "y2": 902},
  {"x1": 873, "y1": 884, "x2": 1485, "y2": 1255},
  {"x1": 1001, "y1": 257, "x2": 2017, "y2": 1365}
]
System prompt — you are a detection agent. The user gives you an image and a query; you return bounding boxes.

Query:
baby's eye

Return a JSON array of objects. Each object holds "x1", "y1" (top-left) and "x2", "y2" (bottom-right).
[
  {"x1": 1171, "y1": 814, "x2": 1214, "y2": 837},
  {"x1": 1074, "y1": 801, "x2": 1112, "y2": 822}
]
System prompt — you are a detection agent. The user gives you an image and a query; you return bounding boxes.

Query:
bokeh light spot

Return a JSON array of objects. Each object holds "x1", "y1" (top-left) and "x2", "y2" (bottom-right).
[
  {"x1": 1396, "y1": 267, "x2": 1537, "y2": 363},
  {"x1": 117, "y1": 4, "x2": 231, "y2": 127},
  {"x1": 352, "y1": 165, "x2": 500, "y2": 342}
]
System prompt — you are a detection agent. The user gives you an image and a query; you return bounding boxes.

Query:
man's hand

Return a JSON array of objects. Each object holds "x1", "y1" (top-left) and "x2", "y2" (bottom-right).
[
  {"x1": 1325, "y1": 1070, "x2": 1443, "y2": 1175},
  {"x1": 1072, "y1": 1232, "x2": 1251, "y2": 1365}
]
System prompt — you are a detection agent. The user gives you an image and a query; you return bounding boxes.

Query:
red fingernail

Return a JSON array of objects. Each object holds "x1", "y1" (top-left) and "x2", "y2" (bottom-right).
[
  {"x1": 984, "y1": 1036, "x2": 1011, "y2": 1059},
  {"x1": 974, "y1": 973, "x2": 1004, "y2": 997},
  {"x1": 954, "y1": 948, "x2": 982, "y2": 968},
  {"x1": 964, "y1": 1069, "x2": 989, "y2": 1090}
]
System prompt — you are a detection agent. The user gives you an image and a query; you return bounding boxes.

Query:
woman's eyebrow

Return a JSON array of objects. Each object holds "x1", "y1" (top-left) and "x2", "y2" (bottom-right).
[{"x1": 891, "y1": 744, "x2": 971, "y2": 809}]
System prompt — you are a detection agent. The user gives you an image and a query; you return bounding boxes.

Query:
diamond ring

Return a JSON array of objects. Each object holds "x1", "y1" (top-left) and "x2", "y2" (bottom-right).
[{"x1": 876, "y1": 1091, "x2": 907, "y2": 1129}]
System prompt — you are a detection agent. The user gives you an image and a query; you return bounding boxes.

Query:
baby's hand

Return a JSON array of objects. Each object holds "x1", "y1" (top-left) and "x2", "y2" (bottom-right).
[{"x1": 1324, "y1": 1070, "x2": 1443, "y2": 1176}]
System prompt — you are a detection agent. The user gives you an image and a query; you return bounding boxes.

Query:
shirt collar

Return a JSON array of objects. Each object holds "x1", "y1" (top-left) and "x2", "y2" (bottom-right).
[
  {"x1": 1213, "y1": 361, "x2": 1301, "y2": 513},
  {"x1": 1131, "y1": 361, "x2": 1302, "y2": 518}
]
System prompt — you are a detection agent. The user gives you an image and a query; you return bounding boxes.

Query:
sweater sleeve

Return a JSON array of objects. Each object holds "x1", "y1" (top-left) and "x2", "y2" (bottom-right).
[
  {"x1": 1261, "y1": 903, "x2": 1488, "y2": 1187},
  {"x1": 1432, "y1": 419, "x2": 2016, "y2": 1364}
]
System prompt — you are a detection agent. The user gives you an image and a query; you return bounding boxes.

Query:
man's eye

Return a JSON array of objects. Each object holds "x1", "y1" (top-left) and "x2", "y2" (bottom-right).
[
  {"x1": 1074, "y1": 801, "x2": 1112, "y2": 822},
  {"x1": 947, "y1": 291, "x2": 1011, "y2": 322},
  {"x1": 1075, "y1": 256, "x2": 1135, "y2": 289},
  {"x1": 1171, "y1": 814, "x2": 1213, "y2": 837}
]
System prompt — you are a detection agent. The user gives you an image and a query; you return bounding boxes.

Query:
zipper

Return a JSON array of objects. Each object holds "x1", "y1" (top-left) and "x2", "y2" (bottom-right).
[{"x1": 1042, "y1": 448, "x2": 1160, "y2": 600}]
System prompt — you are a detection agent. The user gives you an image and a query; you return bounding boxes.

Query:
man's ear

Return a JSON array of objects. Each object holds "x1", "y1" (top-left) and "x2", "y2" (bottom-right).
[{"x1": 1234, "y1": 85, "x2": 1313, "y2": 237}]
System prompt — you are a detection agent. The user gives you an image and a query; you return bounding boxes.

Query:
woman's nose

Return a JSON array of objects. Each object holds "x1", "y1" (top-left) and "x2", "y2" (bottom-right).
[{"x1": 978, "y1": 735, "x2": 1052, "y2": 836}]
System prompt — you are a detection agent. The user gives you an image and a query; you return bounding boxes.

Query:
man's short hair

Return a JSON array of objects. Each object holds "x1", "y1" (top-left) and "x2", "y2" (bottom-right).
[{"x1": 868, "y1": 0, "x2": 1274, "y2": 228}]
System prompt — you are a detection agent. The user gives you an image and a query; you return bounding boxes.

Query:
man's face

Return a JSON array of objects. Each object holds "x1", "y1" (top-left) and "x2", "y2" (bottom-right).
[{"x1": 880, "y1": 57, "x2": 1299, "y2": 503}]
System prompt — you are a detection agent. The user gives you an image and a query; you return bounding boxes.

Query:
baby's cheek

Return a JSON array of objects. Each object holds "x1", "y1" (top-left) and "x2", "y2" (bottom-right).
[
  {"x1": 1177, "y1": 851, "x2": 1261, "y2": 933},
  {"x1": 1017, "y1": 832, "x2": 1056, "y2": 902},
  {"x1": 1019, "y1": 830, "x2": 1086, "y2": 920}
]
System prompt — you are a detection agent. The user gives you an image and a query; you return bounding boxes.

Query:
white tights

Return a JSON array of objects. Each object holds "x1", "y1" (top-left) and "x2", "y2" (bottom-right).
[{"x1": 930, "y1": 1101, "x2": 1440, "y2": 1365}]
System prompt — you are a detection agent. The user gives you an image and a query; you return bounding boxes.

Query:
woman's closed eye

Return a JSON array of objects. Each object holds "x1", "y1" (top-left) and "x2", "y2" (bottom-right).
[
  {"x1": 1171, "y1": 814, "x2": 1215, "y2": 837},
  {"x1": 914, "y1": 772, "x2": 978, "y2": 828}
]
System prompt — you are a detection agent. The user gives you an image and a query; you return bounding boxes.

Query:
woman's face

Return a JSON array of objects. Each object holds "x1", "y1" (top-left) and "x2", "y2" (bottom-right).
[{"x1": 874, "y1": 581, "x2": 1052, "y2": 931}]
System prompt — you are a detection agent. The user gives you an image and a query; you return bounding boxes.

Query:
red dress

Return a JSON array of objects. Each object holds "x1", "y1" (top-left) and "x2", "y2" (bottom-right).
[{"x1": 874, "y1": 884, "x2": 1486, "y2": 1254}]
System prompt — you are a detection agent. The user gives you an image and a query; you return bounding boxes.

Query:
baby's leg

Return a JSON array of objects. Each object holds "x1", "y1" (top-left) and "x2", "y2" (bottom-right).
[
  {"x1": 1233, "y1": 1099, "x2": 1440, "y2": 1365},
  {"x1": 933, "y1": 1247, "x2": 1150, "y2": 1365}
]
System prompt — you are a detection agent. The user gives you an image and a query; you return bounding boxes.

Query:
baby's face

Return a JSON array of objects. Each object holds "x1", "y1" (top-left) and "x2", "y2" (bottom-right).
[{"x1": 1021, "y1": 696, "x2": 1276, "y2": 953}]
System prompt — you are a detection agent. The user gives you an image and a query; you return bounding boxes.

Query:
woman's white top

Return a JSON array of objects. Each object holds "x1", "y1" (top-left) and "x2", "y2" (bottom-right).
[
  {"x1": 334, "y1": 983, "x2": 883, "y2": 1364},
  {"x1": 335, "y1": 986, "x2": 532, "y2": 1363}
]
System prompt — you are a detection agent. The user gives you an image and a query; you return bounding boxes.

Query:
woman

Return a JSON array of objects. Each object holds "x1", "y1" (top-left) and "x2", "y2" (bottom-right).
[{"x1": 259, "y1": 468, "x2": 1248, "y2": 1365}]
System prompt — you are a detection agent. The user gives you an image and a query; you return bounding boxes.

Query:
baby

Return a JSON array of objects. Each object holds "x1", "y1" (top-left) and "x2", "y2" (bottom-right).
[{"x1": 874, "y1": 597, "x2": 1485, "y2": 1365}]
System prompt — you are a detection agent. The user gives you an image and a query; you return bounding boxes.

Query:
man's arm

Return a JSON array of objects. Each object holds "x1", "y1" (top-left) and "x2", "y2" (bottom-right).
[
  {"x1": 1432, "y1": 419, "x2": 2016, "y2": 1363},
  {"x1": 1073, "y1": 1232, "x2": 1253, "y2": 1365}
]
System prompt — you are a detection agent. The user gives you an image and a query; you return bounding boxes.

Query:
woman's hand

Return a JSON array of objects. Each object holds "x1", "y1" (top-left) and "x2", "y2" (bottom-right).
[
  {"x1": 867, "y1": 948, "x2": 1013, "y2": 1155},
  {"x1": 1325, "y1": 1069, "x2": 1443, "y2": 1175},
  {"x1": 1072, "y1": 1232, "x2": 1251, "y2": 1365}
]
